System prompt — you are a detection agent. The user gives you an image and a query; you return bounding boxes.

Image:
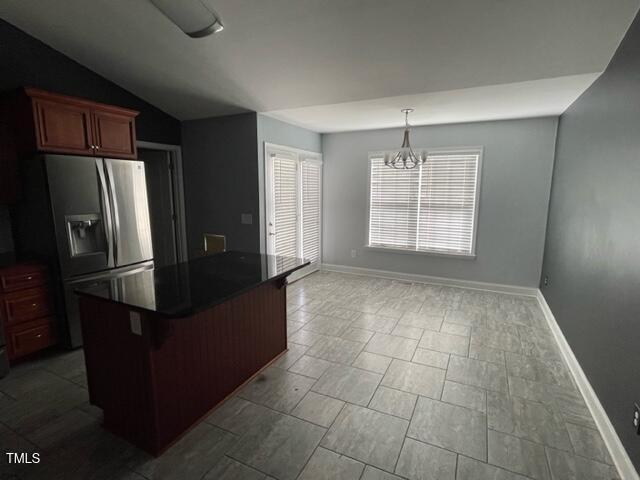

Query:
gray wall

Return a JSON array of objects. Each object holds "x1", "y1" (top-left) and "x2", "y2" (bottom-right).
[
  {"x1": 322, "y1": 117, "x2": 558, "y2": 287},
  {"x1": 541, "y1": 10, "x2": 640, "y2": 469},
  {"x1": 0, "y1": 19, "x2": 180, "y2": 145},
  {"x1": 256, "y1": 115, "x2": 322, "y2": 253},
  {"x1": 182, "y1": 113, "x2": 259, "y2": 256}
]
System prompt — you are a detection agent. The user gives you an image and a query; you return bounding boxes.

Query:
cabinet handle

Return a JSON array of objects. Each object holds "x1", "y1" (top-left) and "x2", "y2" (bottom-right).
[
  {"x1": 26, "y1": 276, "x2": 32, "y2": 280},
  {"x1": 35, "y1": 334, "x2": 42, "y2": 338},
  {"x1": 32, "y1": 303, "x2": 37, "y2": 307},
  {"x1": 95, "y1": 146, "x2": 100, "y2": 150}
]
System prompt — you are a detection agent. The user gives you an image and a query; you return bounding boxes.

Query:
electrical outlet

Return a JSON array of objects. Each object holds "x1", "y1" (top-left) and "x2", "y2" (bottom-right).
[
  {"x1": 543, "y1": 276, "x2": 549, "y2": 286},
  {"x1": 634, "y1": 403, "x2": 640, "y2": 435},
  {"x1": 350, "y1": 249, "x2": 357, "y2": 258}
]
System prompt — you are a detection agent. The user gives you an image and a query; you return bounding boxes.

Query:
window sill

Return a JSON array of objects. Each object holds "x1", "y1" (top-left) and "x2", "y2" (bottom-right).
[{"x1": 363, "y1": 245, "x2": 477, "y2": 260}]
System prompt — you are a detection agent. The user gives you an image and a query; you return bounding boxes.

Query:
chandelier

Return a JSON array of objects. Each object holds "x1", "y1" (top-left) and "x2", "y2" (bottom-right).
[{"x1": 384, "y1": 108, "x2": 425, "y2": 170}]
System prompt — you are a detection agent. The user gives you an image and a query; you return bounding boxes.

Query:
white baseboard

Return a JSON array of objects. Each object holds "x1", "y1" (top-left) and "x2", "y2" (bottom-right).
[
  {"x1": 536, "y1": 290, "x2": 639, "y2": 480},
  {"x1": 320, "y1": 263, "x2": 539, "y2": 297}
]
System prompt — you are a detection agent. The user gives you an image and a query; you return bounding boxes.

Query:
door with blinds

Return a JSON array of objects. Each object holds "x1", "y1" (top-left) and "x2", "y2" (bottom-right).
[{"x1": 265, "y1": 144, "x2": 322, "y2": 281}]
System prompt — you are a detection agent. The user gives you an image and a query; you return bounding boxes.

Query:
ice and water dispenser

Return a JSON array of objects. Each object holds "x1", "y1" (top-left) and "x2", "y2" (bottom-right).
[{"x1": 65, "y1": 214, "x2": 105, "y2": 257}]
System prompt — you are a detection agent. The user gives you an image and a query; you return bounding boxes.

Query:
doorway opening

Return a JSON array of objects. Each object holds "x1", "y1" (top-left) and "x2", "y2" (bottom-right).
[{"x1": 137, "y1": 141, "x2": 188, "y2": 267}]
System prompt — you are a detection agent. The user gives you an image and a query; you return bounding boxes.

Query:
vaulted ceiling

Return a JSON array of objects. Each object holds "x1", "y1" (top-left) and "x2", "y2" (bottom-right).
[{"x1": 2, "y1": 0, "x2": 637, "y2": 131}]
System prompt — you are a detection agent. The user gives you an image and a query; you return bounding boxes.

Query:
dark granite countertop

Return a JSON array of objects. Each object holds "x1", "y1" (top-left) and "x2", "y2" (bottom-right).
[{"x1": 75, "y1": 251, "x2": 309, "y2": 318}]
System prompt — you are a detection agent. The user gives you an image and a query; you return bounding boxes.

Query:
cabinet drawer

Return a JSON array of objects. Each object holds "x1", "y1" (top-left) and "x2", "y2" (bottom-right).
[
  {"x1": 2, "y1": 287, "x2": 54, "y2": 325},
  {"x1": 8, "y1": 318, "x2": 57, "y2": 360},
  {"x1": 0, "y1": 268, "x2": 48, "y2": 292}
]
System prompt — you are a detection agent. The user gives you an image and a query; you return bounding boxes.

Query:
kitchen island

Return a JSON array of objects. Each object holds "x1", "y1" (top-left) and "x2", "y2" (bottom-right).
[{"x1": 76, "y1": 251, "x2": 308, "y2": 455}]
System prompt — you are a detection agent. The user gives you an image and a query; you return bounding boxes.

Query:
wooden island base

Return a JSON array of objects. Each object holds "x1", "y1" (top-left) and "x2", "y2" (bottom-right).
[{"x1": 79, "y1": 279, "x2": 287, "y2": 455}]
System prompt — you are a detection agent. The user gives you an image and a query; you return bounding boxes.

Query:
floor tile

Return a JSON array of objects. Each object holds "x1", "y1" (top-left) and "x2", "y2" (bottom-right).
[
  {"x1": 398, "y1": 311, "x2": 443, "y2": 331},
  {"x1": 206, "y1": 397, "x2": 279, "y2": 436},
  {"x1": 288, "y1": 329, "x2": 328, "y2": 347},
  {"x1": 341, "y1": 327, "x2": 375, "y2": 343},
  {"x1": 492, "y1": 396, "x2": 573, "y2": 452},
  {"x1": 391, "y1": 324, "x2": 424, "y2": 340},
  {"x1": 446, "y1": 355, "x2": 508, "y2": 392},
  {"x1": 321, "y1": 404, "x2": 408, "y2": 472},
  {"x1": 411, "y1": 348, "x2": 449, "y2": 369},
  {"x1": 272, "y1": 343, "x2": 310, "y2": 369},
  {"x1": 0, "y1": 369, "x2": 72, "y2": 398},
  {"x1": 0, "y1": 381, "x2": 88, "y2": 437},
  {"x1": 25, "y1": 408, "x2": 99, "y2": 450},
  {"x1": 352, "y1": 351, "x2": 392, "y2": 374},
  {"x1": 350, "y1": 313, "x2": 398, "y2": 334},
  {"x1": 365, "y1": 333, "x2": 419, "y2": 361},
  {"x1": 368, "y1": 385, "x2": 417, "y2": 419},
  {"x1": 288, "y1": 309, "x2": 316, "y2": 324},
  {"x1": 545, "y1": 447, "x2": 620, "y2": 480},
  {"x1": 305, "y1": 335, "x2": 364, "y2": 364},
  {"x1": 488, "y1": 429, "x2": 551, "y2": 480},
  {"x1": 133, "y1": 423, "x2": 237, "y2": 480},
  {"x1": 408, "y1": 396, "x2": 487, "y2": 460},
  {"x1": 566, "y1": 423, "x2": 612, "y2": 464},
  {"x1": 444, "y1": 308, "x2": 484, "y2": 326},
  {"x1": 471, "y1": 326, "x2": 522, "y2": 353},
  {"x1": 227, "y1": 411, "x2": 325, "y2": 480},
  {"x1": 441, "y1": 381, "x2": 487, "y2": 413},
  {"x1": 469, "y1": 344, "x2": 505, "y2": 365},
  {"x1": 457, "y1": 455, "x2": 531, "y2": 480},
  {"x1": 238, "y1": 367, "x2": 315, "y2": 413},
  {"x1": 202, "y1": 456, "x2": 266, "y2": 480},
  {"x1": 298, "y1": 447, "x2": 364, "y2": 480},
  {"x1": 303, "y1": 315, "x2": 353, "y2": 337},
  {"x1": 508, "y1": 376, "x2": 594, "y2": 428},
  {"x1": 440, "y1": 322, "x2": 470, "y2": 337},
  {"x1": 419, "y1": 330, "x2": 469, "y2": 356},
  {"x1": 312, "y1": 364, "x2": 382, "y2": 405},
  {"x1": 289, "y1": 355, "x2": 333, "y2": 379},
  {"x1": 361, "y1": 465, "x2": 404, "y2": 480},
  {"x1": 506, "y1": 353, "x2": 574, "y2": 389},
  {"x1": 381, "y1": 359, "x2": 445, "y2": 398},
  {"x1": 291, "y1": 391, "x2": 344, "y2": 428},
  {"x1": 395, "y1": 437, "x2": 456, "y2": 480}
]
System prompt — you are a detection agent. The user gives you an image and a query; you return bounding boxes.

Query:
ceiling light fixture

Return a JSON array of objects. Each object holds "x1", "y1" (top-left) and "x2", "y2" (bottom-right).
[
  {"x1": 150, "y1": 0, "x2": 224, "y2": 38},
  {"x1": 384, "y1": 109, "x2": 425, "y2": 169}
]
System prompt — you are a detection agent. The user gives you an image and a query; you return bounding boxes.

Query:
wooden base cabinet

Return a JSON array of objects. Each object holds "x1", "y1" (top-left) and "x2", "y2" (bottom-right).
[
  {"x1": 79, "y1": 279, "x2": 287, "y2": 455},
  {"x1": 0, "y1": 262, "x2": 58, "y2": 361}
]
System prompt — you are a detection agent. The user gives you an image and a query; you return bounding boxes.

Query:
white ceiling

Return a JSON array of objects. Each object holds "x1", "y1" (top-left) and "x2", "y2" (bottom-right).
[{"x1": 1, "y1": 0, "x2": 637, "y2": 132}]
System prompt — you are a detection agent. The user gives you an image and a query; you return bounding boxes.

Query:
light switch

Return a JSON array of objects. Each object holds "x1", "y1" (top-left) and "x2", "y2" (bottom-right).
[{"x1": 241, "y1": 213, "x2": 253, "y2": 225}]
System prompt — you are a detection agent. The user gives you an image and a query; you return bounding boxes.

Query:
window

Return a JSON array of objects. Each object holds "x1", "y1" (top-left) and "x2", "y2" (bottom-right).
[{"x1": 367, "y1": 148, "x2": 481, "y2": 256}]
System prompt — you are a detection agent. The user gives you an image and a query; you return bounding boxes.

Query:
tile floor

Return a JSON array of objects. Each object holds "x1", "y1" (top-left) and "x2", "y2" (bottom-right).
[{"x1": 0, "y1": 271, "x2": 620, "y2": 480}]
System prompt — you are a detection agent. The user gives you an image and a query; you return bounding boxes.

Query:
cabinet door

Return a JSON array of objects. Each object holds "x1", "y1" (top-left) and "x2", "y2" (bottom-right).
[
  {"x1": 33, "y1": 98, "x2": 95, "y2": 155},
  {"x1": 92, "y1": 110, "x2": 137, "y2": 159}
]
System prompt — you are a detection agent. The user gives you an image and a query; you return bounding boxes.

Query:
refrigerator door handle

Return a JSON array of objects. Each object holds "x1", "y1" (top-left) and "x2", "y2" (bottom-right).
[
  {"x1": 95, "y1": 159, "x2": 115, "y2": 268},
  {"x1": 104, "y1": 160, "x2": 120, "y2": 265}
]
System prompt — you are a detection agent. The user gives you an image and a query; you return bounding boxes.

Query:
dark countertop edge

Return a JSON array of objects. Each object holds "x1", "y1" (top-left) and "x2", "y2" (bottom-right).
[{"x1": 75, "y1": 262, "x2": 309, "y2": 319}]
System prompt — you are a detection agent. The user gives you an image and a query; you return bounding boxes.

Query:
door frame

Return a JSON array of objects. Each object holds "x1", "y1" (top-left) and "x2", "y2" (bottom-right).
[
  {"x1": 264, "y1": 143, "x2": 323, "y2": 282},
  {"x1": 137, "y1": 141, "x2": 188, "y2": 263}
]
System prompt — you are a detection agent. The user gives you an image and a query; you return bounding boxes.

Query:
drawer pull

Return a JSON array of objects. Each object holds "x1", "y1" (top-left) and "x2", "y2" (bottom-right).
[
  {"x1": 27, "y1": 276, "x2": 33, "y2": 280},
  {"x1": 32, "y1": 303, "x2": 38, "y2": 307},
  {"x1": 35, "y1": 334, "x2": 42, "y2": 338}
]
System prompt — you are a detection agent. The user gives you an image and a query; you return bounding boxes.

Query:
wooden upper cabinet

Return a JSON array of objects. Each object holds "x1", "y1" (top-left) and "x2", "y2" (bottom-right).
[
  {"x1": 19, "y1": 88, "x2": 139, "y2": 159},
  {"x1": 92, "y1": 109, "x2": 137, "y2": 159},
  {"x1": 33, "y1": 97, "x2": 95, "y2": 155}
]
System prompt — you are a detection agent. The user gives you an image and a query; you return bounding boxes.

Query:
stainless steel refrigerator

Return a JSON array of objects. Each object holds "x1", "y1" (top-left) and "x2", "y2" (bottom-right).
[{"x1": 16, "y1": 154, "x2": 154, "y2": 348}]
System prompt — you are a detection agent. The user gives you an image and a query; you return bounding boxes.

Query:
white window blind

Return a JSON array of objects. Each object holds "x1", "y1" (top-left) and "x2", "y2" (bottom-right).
[
  {"x1": 368, "y1": 149, "x2": 480, "y2": 256},
  {"x1": 272, "y1": 155, "x2": 298, "y2": 259},
  {"x1": 301, "y1": 161, "x2": 321, "y2": 263}
]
